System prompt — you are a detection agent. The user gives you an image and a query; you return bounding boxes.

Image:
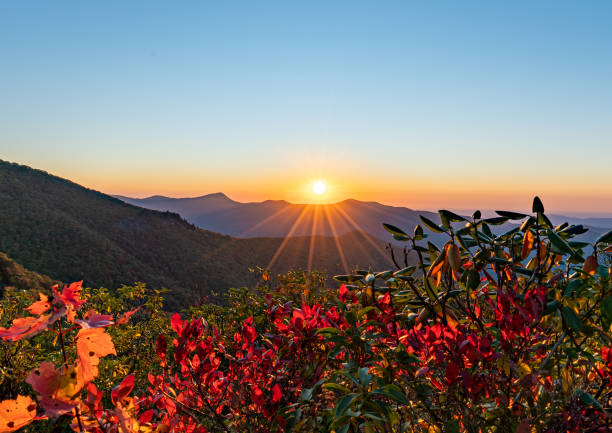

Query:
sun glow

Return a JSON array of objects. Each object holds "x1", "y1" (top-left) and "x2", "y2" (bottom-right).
[{"x1": 312, "y1": 181, "x2": 326, "y2": 195}]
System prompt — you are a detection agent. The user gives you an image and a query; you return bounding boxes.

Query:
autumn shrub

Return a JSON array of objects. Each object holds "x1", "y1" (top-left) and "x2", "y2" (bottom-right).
[{"x1": 1, "y1": 197, "x2": 611, "y2": 433}]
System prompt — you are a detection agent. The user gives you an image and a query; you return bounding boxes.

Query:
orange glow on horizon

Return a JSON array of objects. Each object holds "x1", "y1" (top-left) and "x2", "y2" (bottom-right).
[{"x1": 18, "y1": 160, "x2": 612, "y2": 215}]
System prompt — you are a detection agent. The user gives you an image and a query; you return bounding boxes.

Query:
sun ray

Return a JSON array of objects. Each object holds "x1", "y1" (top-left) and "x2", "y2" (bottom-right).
[
  {"x1": 237, "y1": 204, "x2": 294, "y2": 237},
  {"x1": 333, "y1": 204, "x2": 396, "y2": 267},
  {"x1": 266, "y1": 204, "x2": 311, "y2": 269},
  {"x1": 322, "y1": 205, "x2": 350, "y2": 275},
  {"x1": 324, "y1": 205, "x2": 376, "y2": 266},
  {"x1": 307, "y1": 205, "x2": 321, "y2": 271}
]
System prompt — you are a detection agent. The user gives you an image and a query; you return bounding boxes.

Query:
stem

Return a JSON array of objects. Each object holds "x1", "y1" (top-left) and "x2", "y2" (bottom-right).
[{"x1": 56, "y1": 320, "x2": 85, "y2": 433}]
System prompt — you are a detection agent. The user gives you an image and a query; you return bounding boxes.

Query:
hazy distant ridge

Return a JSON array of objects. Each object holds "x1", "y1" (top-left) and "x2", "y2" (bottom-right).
[{"x1": 114, "y1": 194, "x2": 612, "y2": 243}]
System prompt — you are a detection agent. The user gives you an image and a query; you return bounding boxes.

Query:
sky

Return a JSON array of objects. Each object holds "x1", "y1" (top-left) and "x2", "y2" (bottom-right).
[{"x1": 1, "y1": 1, "x2": 611, "y2": 214}]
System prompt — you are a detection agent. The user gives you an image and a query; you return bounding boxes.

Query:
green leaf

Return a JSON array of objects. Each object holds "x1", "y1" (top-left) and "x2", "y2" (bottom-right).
[
  {"x1": 375, "y1": 270, "x2": 393, "y2": 280},
  {"x1": 335, "y1": 393, "x2": 359, "y2": 417},
  {"x1": 358, "y1": 367, "x2": 372, "y2": 386},
  {"x1": 345, "y1": 310, "x2": 357, "y2": 326},
  {"x1": 514, "y1": 267, "x2": 534, "y2": 276},
  {"x1": 472, "y1": 210, "x2": 481, "y2": 220},
  {"x1": 382, "y1": 223, "x2": 408, "y2": 238},
  {"x1": 414, "y1": 224, "x2": 424, "y2": 239},
  {"x1": 537, "y1": 212, "x2": 553, "y2": 228},
  {"x1": 419, "y1": 215, "x2": 444, "y2": 233},
  {"x1": 301, "y1": 387, "x2": 313, "y2": 401},
  {"x1": 439, "y1": 209, "x2": 466, "y2": 222},
  {"x1": 544, "y1": 300, "x2": 560, "y2": 315},
  {"x1": 336, "y1": 425, "x2": 349, "y2": 433},
  {"x1": 445, "y1": 419, "x2": 460, "y2": 433},
  {"x1": 548, "y1": 230, "x2": 574, "y2": 255},
  {"x1": 595, "y1": 230, "x2": 612, "y2": 245},
  {"x1": 316, "y1": 327, "x2": 344, "y2": 336},
  {"x1": 371, "y1": 384, "x2": 411, "y2": 406},
  {"x1": 560, "y1": 224, "x2": 588, "y2": 235},
  {"x1": 532, "y1": 196, "x2": 545, "y2": 213},
  {"x1": 601, "y1": 296, "x2": 612, "y2": 327},
  {"x1": 482, "y1": 223, "x2": 493, "y2": 238},
  {"x1": 564, "y1": 279, "x2": 584, "y2": 297},
  {"x1": 578, "y1": 391, "x2": 602, "y2": 408},
  {"x1": 394, "y1": 266, "x2": 416, "y2": 277},
  {"x1": 495, "y1": 210, "x2": 528, "y2": 220},
  {"x1": 323, "y1": 383, "x2": 351, "y2": 394},
  {"x1": 357, "y1": 306, "x2": 376, "y2": 319},
  {"x1": 561, "y1": 306, "x2": 583, "y2": 331},
  {"x1": 520, "y1": 217, "x2": 535, "y2": 232},
  {"x1": 466, "y1": 269, "x2": 480, "y2": 290},
  {"x1": 483, "y1": 217, "x2": 509, "y2": 225},
  {"x1": 334, "y1": 274, "x2": 363, "y2": 283}
]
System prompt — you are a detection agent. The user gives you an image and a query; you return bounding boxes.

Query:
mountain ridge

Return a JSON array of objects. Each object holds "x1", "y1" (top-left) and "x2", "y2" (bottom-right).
[
  {"x1": 114, "y1": 193, "x2": 612, "y2": 245},
  {"x1": 0, "y1": 160, "x2": 398, "y2": 308}
]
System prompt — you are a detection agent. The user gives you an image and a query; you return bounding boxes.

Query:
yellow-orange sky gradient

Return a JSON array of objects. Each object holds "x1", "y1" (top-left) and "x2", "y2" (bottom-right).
[{"x1": 41, "y1": 161, "x2": 612, "y2": 216}]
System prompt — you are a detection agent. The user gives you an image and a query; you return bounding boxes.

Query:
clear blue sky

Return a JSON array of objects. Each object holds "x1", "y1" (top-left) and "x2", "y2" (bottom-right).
[{"x1": 1, "y1": 1, "x2": 611, "y2": 213}]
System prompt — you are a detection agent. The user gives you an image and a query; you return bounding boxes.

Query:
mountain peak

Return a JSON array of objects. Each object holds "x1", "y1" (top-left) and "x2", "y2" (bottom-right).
[{"x1": 199, "y1": 192, "x2": 232, "y2": 200}]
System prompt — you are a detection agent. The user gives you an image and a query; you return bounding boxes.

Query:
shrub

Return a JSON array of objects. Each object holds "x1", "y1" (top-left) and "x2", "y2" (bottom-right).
[{"x1": 1, "y1": 197, "x2": 611, "y2": 432}]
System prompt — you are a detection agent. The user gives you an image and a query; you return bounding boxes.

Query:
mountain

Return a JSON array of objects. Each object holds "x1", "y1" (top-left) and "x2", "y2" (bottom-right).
[
  {"x1": 0, "y1": 250, "x2": 56, "y2": 297},
  {"x1": 114, "y1": 194, "x2": 446, "y2": 241},
  {"x1": 115, "y1": 194, "x2": 612, "y2": 245},
  {"x1": 0, "y1": 160, "x2": 398, "y2": 308}
]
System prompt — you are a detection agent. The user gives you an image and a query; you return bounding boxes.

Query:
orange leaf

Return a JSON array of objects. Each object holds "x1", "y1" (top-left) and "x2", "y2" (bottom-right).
[
  {"x1": 0, "y1": 315, "x2": 51, "y2": 341},
  {"x1": 26, "y1": 361, "x2": 85, "y2": 416},
  {"x1": 26, "y1": 293, "x2": 51, "y2": 316},
  {"x1": 521, "y1": 230, "x2": 535, "y2": 260},
  {"x1": 447, "y1": 244, "x2": 461, "y2": 272},
  {"x1": 0, "y1": 395, "x2": 37, "y2": 433},
  {"x1": 76, "y1": 328, "x2": 116, "y2": 383},
  {"x1": 583, "y1": 255, "x2": 598, "y2": 275},
  {"x1": 116, "y1": 307, "x2": 141, "y2": 326}
]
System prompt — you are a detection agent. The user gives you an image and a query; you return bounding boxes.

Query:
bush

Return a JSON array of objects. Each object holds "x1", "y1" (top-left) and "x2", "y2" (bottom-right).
[{"x1": 1, "y1": 197, "x2": 611, "y2": 432}]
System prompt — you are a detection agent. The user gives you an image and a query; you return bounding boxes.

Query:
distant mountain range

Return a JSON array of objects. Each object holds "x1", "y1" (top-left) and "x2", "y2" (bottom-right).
[
  {"x1": 0, "y1": 160, "x2": 397, "y2": 308},
  {"x1": 115, "y1": 193, "x2": 612, "y2": 244},
  {"x1": 113, "y1": 193, "x2": 446, "y2": 241},
  {"x1": 2, "y1": 159, "x2": 609, "y2": 309}
]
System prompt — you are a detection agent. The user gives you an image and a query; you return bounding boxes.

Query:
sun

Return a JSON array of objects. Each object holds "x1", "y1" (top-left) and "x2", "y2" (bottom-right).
[{"x1": 312, "y1": 181, "x2": 326, "y2": 195}]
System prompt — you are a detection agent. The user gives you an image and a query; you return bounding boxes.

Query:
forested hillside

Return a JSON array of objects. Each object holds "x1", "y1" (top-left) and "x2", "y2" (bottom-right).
[{"x1": 0, "y1": 161, "x2": 396, "y2": 307}]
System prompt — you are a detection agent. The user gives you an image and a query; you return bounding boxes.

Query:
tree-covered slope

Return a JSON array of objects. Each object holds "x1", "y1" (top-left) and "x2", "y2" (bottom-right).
[{"x1": 0, "y1": 160, "x2": 397, "y2": 307}]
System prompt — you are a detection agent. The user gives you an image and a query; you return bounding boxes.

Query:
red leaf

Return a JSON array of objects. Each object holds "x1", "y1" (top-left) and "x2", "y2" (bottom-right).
[
  {"x1": 516, "y1": 420, "x2": 531, "y2": 433},
  {"x1": 53, "y1": 281, "x2": 85, "y2": 310},
  {"x1": 156, "y1": 335, "x2": 167, "y2": 365},
  {"x1": 242, "y1": 319, "x2": 257, "y2": 345},
  {"x1": 171, "y1": 313, "x2": 183, "y2": 334},
  {"x1": 445, "y1": 361, "x2": 459, "y2": 385},
  {"x1": 111, "y1": 374, "x2": 135, "y2": 405},
  {"x1": 26, "y1": 362, "x2": 60, "y2": 397},
  {"x1": 38, "y1": 397, "x2": 77, "y2": 418},
  {"x1": 272, "y1": 384, "x2": 282, "y2": 403}
]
